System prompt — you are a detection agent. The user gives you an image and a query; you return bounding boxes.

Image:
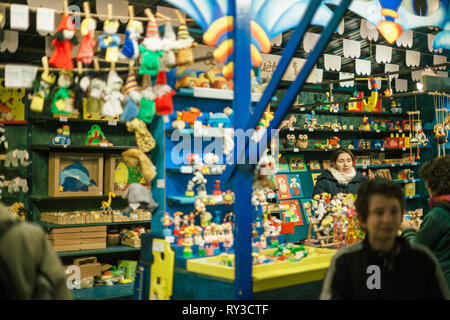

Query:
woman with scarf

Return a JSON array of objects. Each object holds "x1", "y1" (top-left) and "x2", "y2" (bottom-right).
[
  {"x1": 401, "y1": 155, "x2": 450, "y2": 288},
  {"x1": 313, "y1": 148, "x2": 368, "y2": 196}
]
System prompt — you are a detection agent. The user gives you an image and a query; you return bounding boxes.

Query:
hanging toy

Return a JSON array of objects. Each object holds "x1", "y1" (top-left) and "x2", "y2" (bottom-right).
[
  {"x1": 102, "y1": 70, "x2": 124, "y2": 117},
  {"x1": 153, "y1": 71, "x2": 175, "y2": 116},
  {"x1": 408, "y1": 111, "x2": 427, "y2": 160},
  {"x1": 51, "y1": 70, "x2": 75, "y2": 116},
  {"x1": 362, "y1": 77, "x2": 378, "y2": 112},
  {"x1": 119, "y1": 6, "x2": 143, "y2": 60},
  {"x1": 98, "y1": 4, "x2": 121, "y2": 63},
  {"x1": 121, "y1": 62, "x2": 141, "y2": 122},
  {"x1": 48, "y1": 12, "x2": 78, "y2": 70},
  {"x1": 79, "y1": 59, "x2": 106, "y2": 117},
  {"x1": 30, "y1": 57, "x2": 56, "y2": 113},
  {"x1": 159, "y1": 20, "x2": 178, "y2": 72},
  {"x1": 174, "y1": 10, "x2": 197, "y2": 74},
  {"x1": 139, "y1": 84, "x2": 156, "y2": 124},
  {"x1": 139, "y1": 9, "x2": 163, "y2": 77},
  {"x1": 434, "y1": 95, "x2": 449, "y2": 157},
  {"x1": 76, "y1": 2, "x2": 97, "y2": 65}
]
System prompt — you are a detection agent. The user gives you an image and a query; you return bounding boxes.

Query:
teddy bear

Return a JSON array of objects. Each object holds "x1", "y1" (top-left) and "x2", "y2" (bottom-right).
[
  {"x1": 296, "y1": 134, "x2": 308, "y2": 149},
  {"x1": 102, "y1": 71, "x2": 124, "y2": 117},
  {"x1": 126, "y1": 118, "x2": 156, "y2": 153}
]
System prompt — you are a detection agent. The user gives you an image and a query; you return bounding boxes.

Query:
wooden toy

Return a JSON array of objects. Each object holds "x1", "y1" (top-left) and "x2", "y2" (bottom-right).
[
  {"x1": 296, "y1": 134, "x2": 308, "y2": 149},
  {"x1": 280, "y1": 114, "x2": 296, "y2": 129},
  {"x1": 282, "y1": 134, "x2": 296, "y2": 149},
  {"x1": 434, "y1": 106, "x2": 449, "y2": 157},
  {"x1": 52, "y1": 125, "x2": 71, "y2": 146},
  {"x1": 85, "y1": 125, "x2": 113, "y2": 146}
]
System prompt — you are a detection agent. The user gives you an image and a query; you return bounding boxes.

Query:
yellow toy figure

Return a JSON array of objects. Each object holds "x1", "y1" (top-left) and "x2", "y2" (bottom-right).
[
  {"x1": 363, "y1": 77, "x2": 378, "y2": 112},
  {"x1": 102, "y1": 192, "x2": 115, "y2": 214},
  {"x1": 183, "y1": 229, "x2": 194, "y2": 258},
  {"x1": 98, "y1": 20, "x2": 121, "y2": 63}
]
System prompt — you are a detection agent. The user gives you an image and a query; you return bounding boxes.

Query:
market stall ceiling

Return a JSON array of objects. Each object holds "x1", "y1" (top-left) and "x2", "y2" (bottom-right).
[{"x1": 0, "y1": 0, "x2": 448, "y2": 89}]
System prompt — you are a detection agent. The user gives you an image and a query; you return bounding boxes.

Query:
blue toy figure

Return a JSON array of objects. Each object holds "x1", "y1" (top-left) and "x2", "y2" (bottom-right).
[
  {"x1": 52, "y1": 125, "x2": 71, "y2": 146},
  {"x1": 121, "y1": 72, "x2": 141, "y2": 122}
]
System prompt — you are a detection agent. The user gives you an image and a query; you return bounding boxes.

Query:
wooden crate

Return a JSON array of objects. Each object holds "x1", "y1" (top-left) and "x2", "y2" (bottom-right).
[
  {"x1": 104, "y1": 154, "x2": 148, "y2": 196},
  {"x1": 49, "y1": 152, "x2": 104, "y2": 197}
]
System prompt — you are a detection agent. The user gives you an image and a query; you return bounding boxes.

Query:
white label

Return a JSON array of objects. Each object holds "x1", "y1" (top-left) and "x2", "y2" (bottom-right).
[
  {"x1": 300, "y1": 107, "x2": 305, "y2": 111},
  {"x1": 213, "y1": 195, "x2": 223, "y2": 203},
  {"x1": 181, "y1": 166, "x2": 193, "y2": 174},
  {"x1": 376, "y1": 130, "x2": 380, "y2": 133},
  {"x1": 289, "y1": 127, "x2": 295, "y2": 131},
  {"x1": 59, "y1": 116, "x2": 68, "y2": 122},
  {"x1": 108, "y1": 119, "x2": 117, "y2": 126},
  {"x1": 152, "y1": 241, "x2": 165, "y2": 252},
  {"x1": 334, "y1": 128, "x2": 339, "y2": 132},
  {"x1": 165, "y1": 236, "x2": 175, "y2": 243},
  {"x1": 99, "y1": 143, "x2": 108, "y2": 147},
  {"x1": 381, "y1": 148, "x2": 385, "y2": 151},
  {"x1": 294, "y1": 148, "x2": 299, "y2": 152},
  {"x1": 157, "y1": 179, "x2": 165, "y2": 188},
  {"x1": 267, "y1": 193, "x2": 275, "y2": 199},
  {"x1": 309, "y1": 128, "x2": 314, "y2": 132},
  {"x1": 131, "y1": 214, "x2": 138, "y2": 220}
]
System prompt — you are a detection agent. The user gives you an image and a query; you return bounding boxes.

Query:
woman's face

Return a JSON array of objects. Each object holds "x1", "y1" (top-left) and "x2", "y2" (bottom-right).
[{"x1": 333, "y1": 152, "x2": 353, "y2": 174}]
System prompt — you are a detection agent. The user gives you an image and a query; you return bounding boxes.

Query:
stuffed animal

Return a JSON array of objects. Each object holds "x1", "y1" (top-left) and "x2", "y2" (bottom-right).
[
  {"x1": 175, "y1": 20, "x2": 197, "y2": 69},
  {"x1": 138, "y1": 86, "x2": 156, "y2": 123},
  {"x1": 280, "y1": 115, "x2": 297, "y2": 129},
  {"x1": 119, "y1": 20, "x2": 144, "y2": 60},
  {"x1": 51, "y1": 71, "x2": 75, "y2": 115},
  {"x1": 102, "y1": 71, "x2": 124, "y2": 117},
  {"x1": 80, "y1": 76, "x2": 106, "y2": 116},
  {"x1": 30, "y1": 71, "x2": 57, "y2": 112},
  {"x1": 138, "y1": 11, "x2": 163, "y2": 77},
  {"x1": 0, "y1": 124, "x2": 8, "y2": 154},
  {"x1": 76, "y1": 14, "x2": 97, "y2": 65},
  {"x1": 98, "y1": 19, "x2": 121, "y2": 62},
  {"x1": 153, "y1": 71, "x2": 175, "y2": 116},
  {"x1": 8, "y1": 177, "x2": 28, "y2": 193},
  {"x1": 48, "y1": 14, "x2": 78, "y2": 69},
  {"x1": 122, "y1": 183, "x2": 158, "y2": 213},
  {"x1": 122, "y1": 148, "x2": 156, "y2": 183},
  {"x1": 159, "y1": 21, "x2": 177, "y2": 72},
  {"x1": 121, "y1": 72, "x2": 141, "y2": 122},
  {"x1": 297, "y1": 134, "x2": 308, "y2": 149},
  {"x1": 126, "y1": 118, "x2": 156, "y2": 153}
]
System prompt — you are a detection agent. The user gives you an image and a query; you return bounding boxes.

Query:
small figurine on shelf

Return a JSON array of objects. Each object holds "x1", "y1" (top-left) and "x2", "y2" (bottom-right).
[
  {"x1": 174, "y1": 12, "x2": 197, "y2": 70},
  {"x1": 162, "y1": 212, "x2": 173, "y2": 236},
  {"x1": 185, "y1": 154, "x2": 207, "y2": 197},
  {"x1": 172, "y1": 112, "x2": 186, "y2": 129},
  {"x1": 362, "y1": 115, "x2": 371, "y2": 131},
  {"x1": 48, "y1": 13, "x2": 78, "y2": 70},
  {"x1": 52, "y1": 125, "x2": 71, "y2": 146},
  {"x1": 282, "y1": 134, "x2": 296, "y2": 149},
  {"x1": 102, "y1": 71, "x2": 124, "y2": 117},
  {"x1": 304, "y1": 111, "x2": 317, "y2": 129},
  {"x1": 183, "y1": 229, "x2": 194, "y2": 258},
  {"x1": 101, "y1": 192, "x2": 115, "y2": 214},
  {"x1": 434, "y1": 123, "x2": 448, "y2": 157},
  {"x1": 280, "y1": 115, "x2": 296, "y2": 129},
  {"x1": 390, "y1": 101, "x2": 402, "y2": 113},
  {"x1": 85, "y1": 125, "x2": 113, "y2": 146},
  {"x1": 51, "y1": 71, "x2": 75, "y2": 116},
  {"x1": 173, "y1": 211, "x2": 183, "y2": 235}
]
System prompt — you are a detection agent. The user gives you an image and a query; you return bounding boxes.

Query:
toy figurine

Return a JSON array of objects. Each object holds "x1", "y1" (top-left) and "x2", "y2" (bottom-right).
[
  {"x1": 52, "y1": 125, "x2": 71, "y2": 146},
  {"x1": 139, "y1": 10, "x2": 163, "y2": 77},
  {"x1": 183, "y1": 229, "x2": 194, "y2": 258},
  {"x1": 102, "y1": 71, "x2": 124, "y2": 117},
  {"x1": 119, "y1": 20, "x2": 144, "y2": 60},
  {"x1": 48, "y1": 14, "x2": 78, "y2": 69},
  {"x1": 296, "y1": 134, "x2": 308, "y2": 149},
  {"x1": 51, "y1": 71, "x2": 75, "y2": 115},
  {"x1": 175, "y1": 16, "x2": 197, "y2": 70},
  {"x1": 362, "y1": 116, "x2": 371, "y2": 131},
  {"x1": 185, "y1": 154, "x2": 207, "y2": 197},
  {"x1": 280, "y1": 115, "x2": 296, "y2": 129},
  {"x1": 327, "y1": 136, "x2": 341, "y2": 149},
  {"x1": 121, "y1": 71, "x2": 141, "y2": 122},
  {"x1": 80, "y1": 76, "x2": 106, "y2": 116},
  {"x1": 122, "y1": 183, "x2": 158, "y2": 213},
  {"x1": 85, "y1": 125, "x2": 113, "y2": 146},
  {"x1": 76, "y1": 5, "x2": 96, "y2": 65},
  {"x1": 173, "y1": 211, "x2": 183, "y2": 235},
  {"x1": 122, "y1": 148, "x2": 157, "y2": 183},
  {"x1": 159, "y1": 21, "x2": 178, "y2": 72},
  {"x1": 283, "y1": 134, "x2": 297, "y2": 149},
  {"x1": 434, "y1": 123, "x2": 447, "y2": 157},
  {"x1": 139, "y1": 84, "x2": 156, "y2": 124},
  {"x1": 30, "y1": 70, "x2": 56, "y2": 113},
  {"x1": 98, "y1": 19, "x2": 121, "y2": 62},
  {"x1": 304, "y1": 111, "x2": 317, "y2": 128},
  {"x1": 153, "y1": 71, "x2": 175, "y2": 116},
  {"x1": 390, "y1": 101, "x2": 402, "y2": 113},
  {"x1": 172, "y1": 112, "x2": 186, "y2": 129},
  {"x1": 162, "y1": 212, "x2": 172, "y2": 236}
]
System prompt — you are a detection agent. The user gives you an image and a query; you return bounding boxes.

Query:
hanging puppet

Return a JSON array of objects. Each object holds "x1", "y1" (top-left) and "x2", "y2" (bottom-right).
[
  {"x1": 138, "y1": 9, "x2": 163, "y2": 77},
  {"x1": 98, "y1": 19, "x2": 121, "y2": 63},
  {"x1": 51, "y1": 70, "x2": 75, "y2": 115},
  {"x1": 30, "y1": 71, "x2": 56, "y2": 113},
  {"x1": 153, "y1": 71, "x2": 175, "y2": 116},
  {"x1": 121, "y1": 70, "x2": 141, "y2": 122},
  {"x1": 175, "y1": 17, "x2": 197, "y2": 72},
  {"x1": 362, "y1": 77, "x2": 378, "y2": 112},
  {"x1": 102, "y1": 71, "x2": 124, "y2": 117},
  {"x1": 48, "y1": 13, "x2": 78, "y2": 70},
  {"x1": 434, "y1": 96, "x2": 449, "y2": 157},
  {"x1": 118, "y1": 20, "x2": 144, "y2": 60},
  {"x1": 138, "y1": 83, "x2": 156, "y2": 124},
  {"x1": 76, "y1": 5, "x2": 97, "y2": 65},
  {"x1": 159, "y1": 21, "x2": 178, "y2": 72},
  {"x1": 80, "y1": 75, "x2": 106, "y2": 116}
]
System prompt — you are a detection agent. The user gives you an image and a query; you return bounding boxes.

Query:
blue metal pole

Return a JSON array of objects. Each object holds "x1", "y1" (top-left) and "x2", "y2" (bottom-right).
[{"x1": 231, "y1": 0, "x2": 253, "y2": 300}]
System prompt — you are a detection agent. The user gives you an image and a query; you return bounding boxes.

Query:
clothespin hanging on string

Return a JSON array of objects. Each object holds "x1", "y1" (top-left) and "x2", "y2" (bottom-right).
[
  {"x1": 41, "y1": 56, "x2": 49, "y2": 74},
  {"x1": 174, "y1": 9, "x2": 185, "y2": 24},
  {"x1": 63, "y1": 0, "x2": 69, "y2": 15},
  {"x1": 129, "y1": 60, "x2": 135, "y2": 74},
  {"x1": 107, "y1": 3, "x2": 113, "y2": 21},
  {"x1": 156, "y1": 12, "x2": 171, "y2": 21},
  {"x1": 93, "y1": 57, "x2": 100, "y2": 71},
  {"x1": 111, "y1": 61, "x2": 116, "y2": 72},
  {"x1": 128, "y1": 5, "x2": 135, "y2": 23},
  {"x1": 144, "y1": 8, "x2": 154, "y2": 20}
]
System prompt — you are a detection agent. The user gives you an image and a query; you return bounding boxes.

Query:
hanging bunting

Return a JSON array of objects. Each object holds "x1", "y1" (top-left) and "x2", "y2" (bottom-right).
[
  {"x1": 36, "y1": 8, "x2": 55, "y2": 36},
  {"x1": 324, "y1": 54, "x2": 341, "y2": 72},
  {"x1": 405, "y1": 50, "x2": 420, "y2": 67},
  {"x1": 339, "y1": 72, "x2": 354, "y2": 87},
  {"x1": 4, "y1": 64, "x2": 37, "y2": 88},
  {"x1": 385, "y1": 64, "x2": 399, "y2": 80},
  {"x1": 303, "y1": 32, "x2": 320, "y2": 53},
  {"x1": 376, "y1": 45, "x2": 392, "y2": 63},
  {"x1": 360, "y1": 19, "x2": 379, "y2": 41},
  {"x1": 27, "y1": 0, "x2": 63, "y2": 10},
  {"x1": 436, "y1": 71, "x2": 448, "y2": 78},
  {"x1": 355, "y1": 59, "x2": 371, "y2": 75},
  {"x1": 433, "y1": 55, "x2": 447, "y2": 71},
  {"x1": 395, "y1": 78, "x2": 407, "y2": 93},
  {"x1": 343, "y1": 39, "x2": 360, "y2": 58},
  {"x1": 306, "y1": 68, "x2": 323, "y2": 84},
  {"x1": 0, "y1": 31, "x2": 19, "y2": 52},
  {"x1": 428, "y1": 34, "x2": 443, "y2": 53},
  {"x1": 411, "y1": 70, "x2": 422, "y2": 82},
  {"x1": 395, "y1": 30, "x2": 413, "y2": 48},
  {"x1": 10, "y1": 4, "x2": 29, "y2": 31}
]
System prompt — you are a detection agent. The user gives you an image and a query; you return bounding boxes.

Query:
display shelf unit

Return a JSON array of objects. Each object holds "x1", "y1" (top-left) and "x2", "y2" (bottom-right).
[
  {"x1": 39, "y1": 221, "x2": 152, "y2": 229},
  {"x1": 31, "y1": 145, "x2": 136, "y2": 153},
  {"x1": 406, "y1": 195, "x2": 421, "y2": 200},
  {"x1": 176, "y1": 87, "x2": 278, "y2": 103},
  {"x1": 30, "y1": 117, "x2": 128, "y2": 126},
  {"x1": 279, "y1": 147, "x2": 429, "y2": 154},
  {"x1": 167, "y1": 195, "x2": 234, "y2": 206},
  {"x1": 57, "y1": 245, "x2": 141, "y2": 258},
  {"x1": 355, "y1": 162, "x2": 419, "y2": 169},
  {"x1": 280, "y1": 128, "x2": 408, "y2": 135},
  {"x1": 71, "y1": 282, "x2": 135, "y2": 300},
  {"x1": 394, "y1": 179, "x2": 421, "y2": 184},
  {"x1": 166, "y1": 167, "x2": 224, "y2": 175},
  {"x1": 0, "y1": 120, "x2": 28, "y2": 125},
  {"x1": 284, "y1": 107, "x2": 408, "y2": 118}
]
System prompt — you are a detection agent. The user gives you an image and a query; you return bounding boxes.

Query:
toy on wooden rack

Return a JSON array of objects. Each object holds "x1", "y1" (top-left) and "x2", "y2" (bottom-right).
[
  {"x1": 162, "y1": 212, "x2": 173, "y2": 236},
  {"x1": 199, "y1": 66, "x2": 233, "y2": 90},
  {"x1": 76, "y1": 2, "x2": 97, "y2": 65},
  {"x1": 390, "y1": 100, "x2": 402, "y2": 113},
  {"x1": 48, "y1": 9, "x2": 78, "y2": 70},
  {"x1": 180, "y1": 107, "x2": 203, "y2": 128},
  {"x1": 30, "y1": 57, "x2": 57, "y2": 113},
  {"x1": 363, "y1": 77, "x2": 378, "y2": 112},
  {"x1": 85, "y1": 125, "x2": 113, "y2": 146},
  {"x1": 98, "y1": 5, "x2": 121, "y2": 63},
  {"x1": 119, "y1": 7, "x2": 144, "y2": 61},
  {"x1": 51, "y1": 71, "x2": 76, "y2": 116},
  {"x1": 282, "y1": 134, "x2": 296, "y2": 149},
  {"x1": 172, "y1": 111, "x2": 186, "y2": 129},
  {"x1": 122, "y1": 183, "x2": 158, "y2": 213},
  {"x1": 362, "y1": 115, "x2": 371, "y2": 131},
  {"x1": 326, "y1": 136, "x2": 341, "y2": 149},
  {"x1": 303, "y1": 111, "x2": 317, "y2": 129},
  {"x1": 139, "y1": 9, "x2": 163, "y2": 77},
  {"x1": 185, "y1": 154, "x2": 207, "y2": 198},
  {"x1": 348, "y1": 91, "x2": 363, "y2": 112},
  {"x1": 407, "y1": 111, "x2": 428, "y2": 160},
  {"x1": 52, "y1": 125, "x2": 71, "y2": 146},
  {"x1": 80, "y1": 70, "x2": 106, "y2": 118},
  {"x1": 280, "y1": 115, "x2": 296, "y2": 129},
  {"x1": 126, "y1": 118, "x2": 156, "y2": 153}
]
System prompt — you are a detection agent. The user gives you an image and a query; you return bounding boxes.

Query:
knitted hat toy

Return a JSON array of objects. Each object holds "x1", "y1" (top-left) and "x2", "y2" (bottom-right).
[
  {"x1": 125, "y1": 72, "x2": 138, "y2": 94},
  {"x1": 175, "y1": 20, "x2": 194, "y2": 49},
  {"x1": 153, "y1": 71, "x2": 175, "y2": 116},
  {"x1": 161, "y1": 21, "x2": 177, "y2": 51},
  {"x1": 57, "y1": 13, "x2": 76, "y2": 34},
  {"x1": 142, "y1": 12, "x2": 162, "y2": 51}
]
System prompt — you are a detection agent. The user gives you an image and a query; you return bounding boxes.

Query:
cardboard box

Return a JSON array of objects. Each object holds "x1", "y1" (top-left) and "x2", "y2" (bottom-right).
[
  {"x1": 74, "y1": 257, "x2": 102, "y2": 278},
  {"x1": 49, "y1": 152, "x2": 104, "y2": 197}
]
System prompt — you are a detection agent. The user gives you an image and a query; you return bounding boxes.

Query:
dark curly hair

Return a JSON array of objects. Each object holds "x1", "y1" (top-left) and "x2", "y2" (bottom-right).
[
  {"x1": 420, "y1": 155, "x2": 450, "y2": 196},
  {"x1": 355, "y1": 178, "x2": 405, "y2": 224}
]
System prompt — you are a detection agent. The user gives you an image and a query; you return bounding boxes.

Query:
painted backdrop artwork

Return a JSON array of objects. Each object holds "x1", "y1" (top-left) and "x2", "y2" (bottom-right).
[
  {"x1": 0, "y1": 78, "x2": 25, "y2": 121},
  {"x1": 59, "y1": 161, "x2": 96, "y2": 192},
  {"x1": 275, "y1": 174, "x2": 291, "y2": 199},
  {"x1": 280, "y1": 199, "x2": 304, "y2": 226}
]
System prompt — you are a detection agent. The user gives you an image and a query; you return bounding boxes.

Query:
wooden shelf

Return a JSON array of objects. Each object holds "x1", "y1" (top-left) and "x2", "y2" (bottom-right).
[
  {"x1": 39, "y1": 220, "x2": 151, "y2": 229},
  {"x1": 275, "y1": 107, "x2": 408, "y2": 117},
  {"x1": 30, "y1": 117, "x2": 130, "y2": 126},
  {"x1": 280, "y1": 128, "x2": 407, "y2": 135},
  {"x1": 31, "y1": 144, "x2": 137, "y2": 153},
  {"x1": 166, "y1": 167, "x2": 225, "y2": 175},
  {"x1": 177, "y1": 88, "x2": 278, "y2": 102},
  {"x1": 57, "y1": 245, "x2": 140, "y2": 257},
  {"x1": 71, "y1": 282, "x2": 134, "y2": 300},
  {"x1": 405, "y1": 195, "x2": 421, "y2": 200},
  {"x1": 393, "y1": 179, "x2": 421, "y2": 184},
  {"x1": 167, "y1": 196, "x2": 233, "y2": 206},
  {"x1": 355, "y1": 162, "x2": 419, "y2": 169},
  {"x1": 279, "y1": 147, "x2": 429, "y2": 154},
  {"x1": 0, "y1": 120, "x2": 27, "y2": 125}
]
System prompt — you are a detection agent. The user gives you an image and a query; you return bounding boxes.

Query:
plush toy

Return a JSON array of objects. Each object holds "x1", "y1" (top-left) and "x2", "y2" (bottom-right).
[
  {"x1": 122, "y1": 148, "x2": 156, "y2": 183},
  {"x1": 138, "y1": 86, "x2": 156, "y2": 123},
  {"x1": 126, "y1": 118, "x2": 156, "y2": 153},
  {"x1": 122, "y1": 183, "x2": 158, "y2": 213},
  {"x1": 159, "y1": 21, "x2": 177, "y2": 72},
  {"x1": 121, "y1": 72, "x2": 141, "y2": 122},
  {"x1": 153, "y1": 71, "x2": 175, "y2": 116},
  {"x1": 138, "y1": 10, "x2": 163, "y2": 77},
  {"x1": 51, "y1": 71, "x2": 75, "y2": 115},
  {"x1": 76, "y1": 14, "x2": 97, "y2": 65},
  {"x1": 8, "y1": 177, "x2": 28, "y2": 193},
  {"x1": 0, "y1": 124, "x2": 8, "y2": 154},
  {"x1": 80, "y1": 76, "x2": 106, "y2": 116},
  {"x1": 102, "y1": 71, "x2": 124, "y2": 117},
  {"x1": 119, "y1": 20, "x2": 143, "y2": 60},
  {"x1": 98, "y1": 19, "x2": 121, "y2": 62},
  {"x1": 30, "y1": 71, "x2": 57, "y2": 112},
  {"x1": 49, "y1": 14, "x2": 78, "y2": 69},
  {"x1": 175, "y1": 20, "x2": 197, "y2": 70}
]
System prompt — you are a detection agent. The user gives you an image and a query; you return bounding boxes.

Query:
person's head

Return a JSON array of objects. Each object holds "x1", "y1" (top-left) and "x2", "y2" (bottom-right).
[
  {"x1": 330, "y1": 148, "x2": 355, "y2": 174},
  {"x1": 420, "y1": 155, "x2": 450, "y2": 198},
  {"x1": 355, "y1": 179, "x2": 405, "y2": 249}
]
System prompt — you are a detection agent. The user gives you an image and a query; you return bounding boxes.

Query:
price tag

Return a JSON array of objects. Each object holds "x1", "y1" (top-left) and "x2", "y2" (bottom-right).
[
  {"x1": 334, "y1": 128, "x2": 339, "y2": 132},
  {"x1": 181, "y1": 166, "x2": 193, "y2": 174},
  {"x1": 376, "y1": 130, "x2": 380, "y2": 133},
  {"x1": 267, "y1": 193, "x2": 275, "y2": 199},
  {"x1": 152, "y1": 241, "x2": 165, "y2": 252},
  {"x1": 294, "y1": 148, "x2": 299, "y2": 153},
  {"x1": 165, "y1": 236, "x2": 175, "y2": 243},
  {"x1": 131, "y1": 214, "x2": 138, "y2": 220},
  {"x1": 213, "y1": 195, "x2": 223, "y2": 204},
  {"x1": 309, "y1": 128, "x2": 314, "y2": 132},
  {"x1": 381, "y1": 148, "x2": 385, "y2": 151},
  {"x1": 402, "y1": 148, "x2": 406, "y2": 151},
  {"x1": 99, "y1": 143, "x2": 108, "y2": 147},
  {"x1": 289, "y1": 127, "x2": 295, "y2": 131},
  {"x1": 300, "y1": 107, "x2": 305, "y2": 111},
  {"x1": 108, "y1": 119, "x2": 117, "y2": 126},
  {"x1": 59, "y1": 116, "x2": 68, "y2": 122}
]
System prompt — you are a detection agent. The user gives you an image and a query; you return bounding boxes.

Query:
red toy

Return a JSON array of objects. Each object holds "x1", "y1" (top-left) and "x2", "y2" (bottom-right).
[{"x1": 49, "y1": 14, "x2": 78, "y2": 70}]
